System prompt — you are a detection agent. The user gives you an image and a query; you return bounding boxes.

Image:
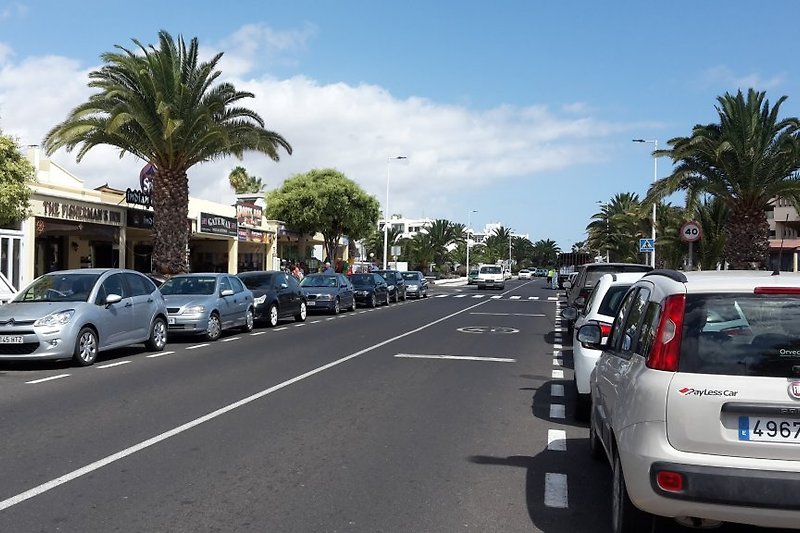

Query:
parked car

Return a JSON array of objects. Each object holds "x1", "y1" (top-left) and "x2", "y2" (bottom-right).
[
  {"x1": 374, "y1": 270, "x2": 407, "y2": 302},
  {"x1": 580, "y1": 269, "x2": 800, "y2": 531},
  {"x1": 0, "y1": 268, "x2": 168, "y2": 366},
  {"x1": 349, "y1": 272, "x2": 390, "y2": 307},
  {"x1": 563, "y1": 262, "x2": 652, "y2": 332},
  {"x1": 560, "y1": 272, "x2": 645, "y2": 420},
  {"x1": 159, "y1": 273, "x2": 254, "y2": 340},
  {"x1": 477, "y1": 264, "x2": 505, "y2": 290},
  {"x1": 518, "y1": 269, "x2": 532, "y2": 280},
  {"x1": 467, "y1": 268, "x2": 479, "y2": 285},
  {"x1": 401, "y1": 271, "x2": 429, "y2": 299},
  {"x1": 237, "y1": 270, "x2": 307, "y2": 326},
  {"x1": 300, "y1": 273, "x2": 355, "y2": 314}
]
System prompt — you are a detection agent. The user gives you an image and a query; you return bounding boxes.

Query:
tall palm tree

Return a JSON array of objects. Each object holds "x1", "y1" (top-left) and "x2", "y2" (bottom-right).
[
  {"x1": 587, "y1": 193, "x2": 646, "y2": 263},
  {"x1": 425, "y1": 219, "x2": 460, "y2": 268},
  {"x1": 694, "y1": 197, "x2": 729, "y2": 270},
  {"x1": 228, "y1": 165, "x2": 264, "y2": 194},
  {"x1": 43, "y1": 31, "x2": 292, "y2": 274},
  {"x1": 647, "y1": 89, "x2": 800, "y2": 268},
  {"x1": 532, "y1": 239, "x2": 560, "y2": 267}
]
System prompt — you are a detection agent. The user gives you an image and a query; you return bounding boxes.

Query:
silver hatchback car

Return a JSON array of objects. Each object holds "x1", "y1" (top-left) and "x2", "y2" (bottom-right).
[{"x1": 0, "y1": 268, "x2": 168, "y2": 366}]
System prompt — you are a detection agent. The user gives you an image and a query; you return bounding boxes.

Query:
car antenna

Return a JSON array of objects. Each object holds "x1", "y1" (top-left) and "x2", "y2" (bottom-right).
[{"x1": 773, "y1": 213, "x2": 789, "y2": 276}]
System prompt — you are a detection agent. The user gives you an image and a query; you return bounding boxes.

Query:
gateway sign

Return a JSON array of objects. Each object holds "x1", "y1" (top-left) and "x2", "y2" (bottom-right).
[{"x1": 199, "y1": 212, "x2": 237, "y2": 237}]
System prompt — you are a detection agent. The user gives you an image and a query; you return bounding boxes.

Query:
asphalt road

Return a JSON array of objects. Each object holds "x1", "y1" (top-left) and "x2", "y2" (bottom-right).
[{"x1": 0, "y1": 278, "x2": 783, "y2": 532}]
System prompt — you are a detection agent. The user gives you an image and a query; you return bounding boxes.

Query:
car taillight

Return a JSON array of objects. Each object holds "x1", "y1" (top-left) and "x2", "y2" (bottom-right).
[
  {"x1": 646, "y1": 294, "x2": 685, "y2": 372},
  {"x1": 595, "y1": 321, "x2": 612, "y2": 338}
]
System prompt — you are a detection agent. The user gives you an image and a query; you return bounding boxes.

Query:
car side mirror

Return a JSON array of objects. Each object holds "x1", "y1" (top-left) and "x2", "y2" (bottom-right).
[
  {"x1": 560, "y1": 307, "x2": 578, "y2": 321},
  {"x1": 105, "y1": 293, "x2": 122, "y2": 305},
  {"x1": 575, "y1": 296, "x2": 586, "y2": 309},
  {"x1": 221, "y1": 289, "x2": 234, "y2": 297},
  {"x1": 563, "y1": 280, "x2": 572, "y2": 289},
  {"x1": 576, "y1": 323, "x2": 604, "y2": 348}
]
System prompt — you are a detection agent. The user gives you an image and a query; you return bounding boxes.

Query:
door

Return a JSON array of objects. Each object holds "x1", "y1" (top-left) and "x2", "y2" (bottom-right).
[
  {"x1": 122, "y1": 272, "x2": 158, "y2": 341},
  {"x1": 228, "y1": 275, "x2": 250, "y2": 324},
  {"x1": 217, "y1": 276, "x2": 236, "y2": 328},
  {"x1": 94, "y1": 273, "x2": 136, "y2": 347}
]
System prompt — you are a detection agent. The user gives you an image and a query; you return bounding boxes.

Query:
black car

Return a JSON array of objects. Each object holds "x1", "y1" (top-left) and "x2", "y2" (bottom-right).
[
  {"x1": 237, "y1": 270, "x2": 307, "y2": 327},
  {"x1": 373, "y1": 269, "x2": 407, "y2": 302},
  {"x1": 348, "y1": 273, "x2": 390, "y2": 307},
  {"x1": 400, "y1": 270, "x2": 429, "y2": 298}
]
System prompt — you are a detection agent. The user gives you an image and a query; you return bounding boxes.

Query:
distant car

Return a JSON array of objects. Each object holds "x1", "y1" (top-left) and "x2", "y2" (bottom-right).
[
  {"x1": 349, "y1": 272, "x2": 390, "y2": 307},
  {"x1": 477, "y1": 264, "x2": 505, "y2": 290},
  {"x1": 401, "y1": 271, "x2": 429, "y2": 298},
  {"x1": 237, "y1": 270, "x2": 307, "y2": 327},
  {"x1": 467, "y1": 269, "x2": 479, "y2": 285},
  {"x1": 535, "y1": 268, "x2": 548, "y2": 277},
  {"x1": 374, "y1": 270, "x2": 407, "y2": 302},
  {"x1": 301, "y1": 273, "x2": 356, "y2": 314},
  {"x1": 159, "y1": 273, "x2": 254, "y2": 341},
  {"x1": 518, "y1": 269, "x2": 532, "y2": 280},
  {"x1": 0, "y1": 269, "x2": 168, "y2": 366}
]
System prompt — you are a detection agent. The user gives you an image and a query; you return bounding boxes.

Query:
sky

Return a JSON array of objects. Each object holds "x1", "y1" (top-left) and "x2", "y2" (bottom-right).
[{"x1": 1, "y1": 1, "x2": 799, "y2": 250}]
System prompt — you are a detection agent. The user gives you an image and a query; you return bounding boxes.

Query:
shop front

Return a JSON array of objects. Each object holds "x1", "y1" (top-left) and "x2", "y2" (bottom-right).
[
  {"x1": 235, "y1": 199, "x2": 274, "y2": 272},
  {"x1": 190, "y1": 212, "x2": 238, "y2": 273}
]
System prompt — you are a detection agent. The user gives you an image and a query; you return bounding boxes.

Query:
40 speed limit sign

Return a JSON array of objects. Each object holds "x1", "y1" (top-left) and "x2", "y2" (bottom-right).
[{"x1": 680, "y1": 221, "x2": 702, "y2": 242}]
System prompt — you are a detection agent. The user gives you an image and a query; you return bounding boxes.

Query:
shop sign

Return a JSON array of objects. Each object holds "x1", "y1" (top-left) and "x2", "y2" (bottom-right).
[
  {"x1": 238, "y1": 228, "x2": 270, "y2": 243},
  {"x1": 236, "y1": 200, "x2": 263, "y2": 227},
  {"x1": 199, "y1": 212, "x2": 237, "y2": 237},
  {"x1": 125, "y1": 162, "x2": 156, "y2": 208},
  {"x1": 127, "y1": 208, "x2": 153, "y2": 229},
  {"x1": 125, "y1": 188, "x2": 151, "y2": 208},
  {"x1": 41, "y1": 200, "x2": 122, "y2": 226}
]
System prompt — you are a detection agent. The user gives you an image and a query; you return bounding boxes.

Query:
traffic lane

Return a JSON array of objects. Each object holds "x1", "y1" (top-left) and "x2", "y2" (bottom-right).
[
  {"x1": 0, "y1": 286, "x2": 562, "y2": 532},
  {"x1": 0, "y1": 295, "x2": 495, "y2": 505}
]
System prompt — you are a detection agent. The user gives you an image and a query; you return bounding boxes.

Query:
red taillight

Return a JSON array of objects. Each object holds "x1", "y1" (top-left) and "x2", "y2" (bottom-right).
[
  {"x1": 655, "y1": 470, "x2": 684, "y2": 492},
  {"x1": 598, "y1": 322, "x2": 612, "y2": 338},
  {"x1": 754, "y1": 286, "x2": 800, "y2": 295},
  {"x1": 646, "y1": 294, "x2": 685, "y2": 372}
]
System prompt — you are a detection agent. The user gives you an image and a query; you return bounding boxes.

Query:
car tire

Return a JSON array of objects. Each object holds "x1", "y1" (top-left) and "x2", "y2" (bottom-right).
[
  {"x1": 349, "y1": 298, "x2": 356, "y2": 311},
  {"x1": 400, "y1": 289, "x2": 407, "y2": 301},
  {"x1": 240, "y1": 307, "x2": 254, "y2": 332},
  {"x1": 589, "y1": 403, "x2": 605, "y2": 462},
  {"x1": 612, "y1": 454, "x2": 653, "y2": 533},
  {"x1": 267, "y1": 304, "x2": 279, "y2": 327},
  {"x1": 383, "y1": 293, "x2": 390, "y2": 306},
  {"x1": 423, "y1": 289, "x2": 428, "y2": 298},
  {"x1": 369, "y1": 294, "x2": 377, "y2": 308},
  {"x1": 145, "y1": 317, "x2": 167, "y2": 351},
  {"x1": 294, "y1": 302, "x2": 307, "y2": 322},
  {"x1": 205, "y1": 313, "x2": 222, "y2": 341},
  {"x1": 575, "y1": 387, "x2": 591, "y2": 422},
  {"x1": 73, "y1": 326, "x2": 99, "y2": 366},
  {"x1": 332, "y1": 298, "x2": 340, "y2": 315}
]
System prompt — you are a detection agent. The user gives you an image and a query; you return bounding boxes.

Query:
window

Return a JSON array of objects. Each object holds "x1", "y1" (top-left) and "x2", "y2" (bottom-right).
[
  {"x1": 609, "y1": 289, "x2": 639, "y2": 352},
  {"x1": 96, "y1": 273, "x2": 126, "y2": 304},
  {"x1": 124, "y1": 272, "x2": 153, "y2": 297},
  {"x1": 219, "y1": 276, "x2": 232, "y2": 293},
  {"x1": 619, "y1": 288, "x2": 651, "y2": 354},
  {"x1": 229, "y1": 276, "x2": 245, "y2": 294}
]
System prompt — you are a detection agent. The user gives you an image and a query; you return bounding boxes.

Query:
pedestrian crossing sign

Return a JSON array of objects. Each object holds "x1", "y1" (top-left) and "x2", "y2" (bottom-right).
[{"x1": 639, "y1": 238, "x2": 655, "y2": 253}]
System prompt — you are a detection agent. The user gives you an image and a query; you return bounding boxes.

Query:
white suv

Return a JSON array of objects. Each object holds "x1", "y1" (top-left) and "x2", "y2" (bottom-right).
[
  {"x1": 476, "y1": 265, "x2": 505, "y2": 290},
  {"x1": 579, "y1": 269, "x2": 800, "y2": 532}
]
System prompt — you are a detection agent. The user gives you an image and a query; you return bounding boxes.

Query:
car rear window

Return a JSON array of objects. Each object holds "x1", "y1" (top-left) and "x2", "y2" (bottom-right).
[
  {"x1": 678, "y1": 293, "x2": 800, "y2": 377},
  {"x1": 597, "y1": 285, "x2": 633, "y2": 316},
  {"x1": 584, "y1": 265, "x2": 651, "y2": 287}
]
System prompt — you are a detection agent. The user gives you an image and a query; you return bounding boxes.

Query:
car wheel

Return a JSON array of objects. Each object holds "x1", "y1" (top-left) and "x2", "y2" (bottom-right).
[
  {"x1": 423, "y1": 289, "x2": 428, "y2": 298},
  {"x1": 575, "y1": 386, "x2": 591, "y2": 422},
  {"x1": 401, "y1": 289, "x2": 407, "y2": 301},
  {"x1": 589, "y1": 403, "x2": 605, "y2": 462},
  {"x1": 205, "y1": 313, "x2": 222, "y2": 341},
  {"x1": 349, "y1": 297, "x2": 356, "y2": 311},
  {"x1": 369, "y1": 294, "x2": 377, "y2": 308},
  {"x1": 332, "y1": 298, "x2": 340, "y2": 315},
  {"x1": 267, "y1": 304, "x2": 279, "y2": 327},
  {"x1": 241, "y1": 307, "x2": 254, "y2": 332},
  {"x1": 145, "y1": 317, "x2": 167, "y2": 351},
  {"x1": 383, "y1": 293, "x2": 390, "y2": 306},
  {"x1": 393, "y1": 291, "x2": 399, "y2": 303},
  {"x1": 295, "y1": 302, "x2": 307, "y2": 322},
  {"x1": 73, "y1": 326, "x2": 99, "y2": 366},
  {"x1": 611, "y1": 454, "x2": 653, "y2": 533}
]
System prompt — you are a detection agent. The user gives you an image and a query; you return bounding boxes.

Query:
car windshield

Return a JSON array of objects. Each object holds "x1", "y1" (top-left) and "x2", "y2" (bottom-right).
[
  {"x1": 401, "y1": 272, "x2": 421, "y2": 281},
  {"x1": 159, "y1": 276, "x2": 217, "y2": 295},
  {"x1": 678, "y1": 293, "x2": 800, "y2": 377},
  {"x1": 376, "y1": 271, "x2": 397, "y2": 282},
  {"x1": 480, "y1": 266, "x2": 501, "y2": 274},
  {"x1": 15, "y1": 273, "x2": 100, "y2": 302},
  {"x1": 302, "y1": 275, "x2": 337, "y2": 288},
  {"x1": 240, "y1": 274, "x2": 273, "y2": 290},
  {"x1": 350, "y1": 274, "x2": 375, "y2": 285}
]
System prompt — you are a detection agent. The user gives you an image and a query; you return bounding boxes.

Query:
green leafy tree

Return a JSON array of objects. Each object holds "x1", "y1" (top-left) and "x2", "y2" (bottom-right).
[
  {"x1": 266, "y1": 168, "x2": 380, "y2": 263},
  {"x1": 425, "y1": 219, "x2": 461, "y2": 268},
  {"x1": 648, "y1": 89, "x2": 800, "y2": 268},
  {"x1": 0, "y1": 132, "x2": 33, "y2": 227},
  {"x1": 532, "y1": 239, "x2": 560, "y2": 267},
  {"x1": 405, "y1": 232, "x2": 435, "y2": 272},
  {"x1": 43, "y1": 31, "x2": 291, "y2": 274},
  {"x1": 228, "y1": 166, "x2": 264, "y2": 194}
]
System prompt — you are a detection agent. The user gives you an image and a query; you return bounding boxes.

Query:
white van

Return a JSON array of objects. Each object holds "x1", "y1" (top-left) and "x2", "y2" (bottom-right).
[{"x1": 477, "y1": 264, "x2": 505, "y2": 290}]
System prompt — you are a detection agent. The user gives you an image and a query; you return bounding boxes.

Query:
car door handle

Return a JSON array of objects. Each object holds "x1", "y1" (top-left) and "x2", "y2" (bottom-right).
[
  {"x1": 124, "y1": 302, "x2": 133, "y2": 308},
  {"x1": 147, "y1": 298, "x2": 154, "y2": 303}
]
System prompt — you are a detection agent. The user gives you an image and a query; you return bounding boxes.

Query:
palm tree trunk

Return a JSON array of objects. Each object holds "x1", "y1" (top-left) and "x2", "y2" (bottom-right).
[
  {"x1": 724, "y1": 204, "x2": 769, "y2": 269},
  {"x1": 152, "y1": 169, "x2": 190, "y2": 274}
]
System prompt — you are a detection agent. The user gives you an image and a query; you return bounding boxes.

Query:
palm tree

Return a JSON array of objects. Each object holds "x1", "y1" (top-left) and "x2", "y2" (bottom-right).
[
  {"x1": 694, "y1": 197, "x2": 729, "y2": 270},
  {"x1": 587, "y1": 193, "x2": 646, "y2": 263},
  {"x1": 406, "y1": 232, "x2": 435, "y2": 272},
  {"x1": 648, "y1": 89, "x2": 800, "y2": 269},
  {"x1": 43, "y1": 31, "x2": 292, "y2": 274},
  {"x1": 228, "y1": 166, "x2": 264, "y2": 194},
  {"x1": 532, "y1": 239, "x2": 560, "y2": 267},
  {"x1": 425, "y1": 219, "x2": 460, "y2": 268}
]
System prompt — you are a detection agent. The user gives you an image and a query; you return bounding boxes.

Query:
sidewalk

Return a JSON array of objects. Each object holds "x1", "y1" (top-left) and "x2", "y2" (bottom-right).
[{"x1": 430, "y1": 277, "x2": 467, "y2": 287}]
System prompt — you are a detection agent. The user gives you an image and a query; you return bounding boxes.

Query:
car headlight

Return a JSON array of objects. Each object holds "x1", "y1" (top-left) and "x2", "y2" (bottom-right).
[
  {"x1": 182, "y1": 305, "x2": 206, "y2": 315},
  {"x1": 254, "y1": 295, "x2": 266, "y2": 305},
  {"x1": 356, "y1": 290, "x2": 368, "y2": 296},
  {"x1": 34, "y1": 309, "x2": 75, "y2": 328},
  {"x1": 388, "y1": 285, "x2": 396, "y2": 290}
]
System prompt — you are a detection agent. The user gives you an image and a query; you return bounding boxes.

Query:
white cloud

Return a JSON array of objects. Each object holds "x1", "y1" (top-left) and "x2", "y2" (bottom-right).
[{"x1": 700, "y1": 65, "x2": 786, "y2": 92}]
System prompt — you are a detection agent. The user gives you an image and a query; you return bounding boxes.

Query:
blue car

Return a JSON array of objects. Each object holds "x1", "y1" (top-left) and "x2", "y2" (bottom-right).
[{"x1": 300, "y1": 273, "x2": 356, "y2": 314}]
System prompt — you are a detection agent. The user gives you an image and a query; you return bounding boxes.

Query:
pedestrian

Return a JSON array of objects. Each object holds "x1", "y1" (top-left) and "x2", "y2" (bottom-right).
[
  {"x1": 291, "y1": 263, "x2": 304, "y2": 281},
  {"x1": 546, "y1": 269, "x2": 553, "y2": 286},
  {"x1": 551, "y1": 269, "x2": 558, "y2": 290},
  {"x1": 322, "y1": 261, "x2": 335, "y2": 274}
]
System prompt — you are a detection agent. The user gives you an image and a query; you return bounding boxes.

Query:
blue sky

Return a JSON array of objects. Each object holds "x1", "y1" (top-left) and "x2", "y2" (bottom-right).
[{"x1": 1, "y1": 1, "x2": 799, "y2": 250}]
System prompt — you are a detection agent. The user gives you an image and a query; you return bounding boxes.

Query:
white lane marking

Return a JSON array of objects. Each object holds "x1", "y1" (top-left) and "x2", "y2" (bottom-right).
[
  {"x1": 491, "y1": 295, "x2": 502, "y2": 299},
  {"x1": 510, "y1": 296, "x2": 521, "y2": 300},
  {"x1": 550, "y1": 404, "x2": 566, "y2": 419},
  {"x1": 26, "y1": 374, "x2": 70, "y2": 384},
  {"x1": 186, "y1": 344, "x2": 208, "y2": 350},
  {"x1": 294, "y1": 323, "x2": 306, "y2": 327},
  {"x1": 544, "y1": 473, "x2": 569, "y2": 508},
  {"x1": 0, "y1": 296, "x2": 492, "y2": 512},
  {"x1": 250, "y1": 331, "x2": 266, "y2": 336},
  {"x1": 326, "y1": 317, "x2": 337, "y2": 321},
  {"x1": 221, "y1": 337, "x2": 240, "y2": 342},
  {"x1": 547, "y1": 429, "x2": 567, "y2": 451},
  {"x1": 528, "y1": 296, "x2": 539, "y2": 300},
  {"x1": 454, "y1": 294, "x2": 467, "y2": 298},
  {"x1": 553, "y1": 358, "x2": 562, "y2": 367},
  {"x1": 547, "y1": 297, "x2": 558, "y2": 301},
  {"x1": 470, "y1": 312, "x2": 547, "y2": 317},
  {"x1": 394, "y1": 354, "x2": 516, "y2": 363},
  {"x1": 551, "y1": 384, "x2": 565, "y2": 397},
  {"x1": 310, "y1": 320, "x2": 322, "y2": 323},
  {"x1": 552, "y1": 369, "x2": 564, "y2": 379},
  {"x1": 553, "y1": 350, "x2": 561, "y2": 357},
  {"x1": 274, "y1": 327, "x2": 288, "y2": 331},
  {"x1": 553, "y1": 344, "x2": 562, "y2": 350},
  {"x1": 358, "y1": 311, "x2": 369, "y2": 314},
  {"x1": 472, "y1": 294, "x2": 485, "y2": 298},
  {"x1": 435, "y1": 294, "x2": 448, "y2": 298},
  {"x1": 146, "y1": 351, "x2": 175, "y2": 359},
  {"x1": 95, "y1": 361, "x2": 131, "y2": 369}
]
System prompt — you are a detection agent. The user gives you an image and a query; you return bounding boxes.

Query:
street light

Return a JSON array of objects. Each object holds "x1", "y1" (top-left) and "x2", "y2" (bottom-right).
[
  {"x1": 597, "y1": 201, "x2": 610, "y2": 262},
  {"x1": 465, "y1": 209, "x2": 477, "y2": 278},
  {"x1": 383, "y1": 155, "x2": 407, "y2": 269},
  {"x1": 632, "y1": 139, "x2": 658, "y2": 267}
]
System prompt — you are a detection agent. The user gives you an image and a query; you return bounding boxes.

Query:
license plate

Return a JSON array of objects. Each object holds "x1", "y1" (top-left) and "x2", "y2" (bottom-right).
[
  {"x1": 738, "y1": 416, "x2": 800, "y2": 442},
  {"x1": 168, "y1": 317, "x2": 176, "y2": 325},
  {"x1": 307, "y1": 301, "x2": 316, "y2": 306},
  {"x1": 0, "y1": 335, "x2": 23, "y2": 344}
]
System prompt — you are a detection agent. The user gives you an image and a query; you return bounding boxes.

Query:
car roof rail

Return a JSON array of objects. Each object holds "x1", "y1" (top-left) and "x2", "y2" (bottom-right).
[{"x1": 643, "y1": 269, "x2": 688, "y2": 283}]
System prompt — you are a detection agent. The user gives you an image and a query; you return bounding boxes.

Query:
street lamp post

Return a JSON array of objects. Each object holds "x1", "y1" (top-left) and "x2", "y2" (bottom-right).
[
  {"x1": 383, "y1": 156, "x2": 407, "y2": 269},
  {"x1": 633, "y1": 139, "x2": 658, "y2": 267},
  {"x1": 465, "y1": 209, "x2": 477, "y2": 279}
]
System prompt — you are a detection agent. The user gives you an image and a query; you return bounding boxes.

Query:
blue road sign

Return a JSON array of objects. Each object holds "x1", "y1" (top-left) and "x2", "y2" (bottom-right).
[{"x1": 639, "y1": 238, "x2": 655, "y2": 253}]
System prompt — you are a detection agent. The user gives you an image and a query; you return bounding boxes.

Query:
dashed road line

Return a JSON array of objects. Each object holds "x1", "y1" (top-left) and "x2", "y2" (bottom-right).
[
  {"x1": 544, "y1": 473, "x2": 569, "y2": 508},
  {"x1": 221, "y1": 337, "x2": 240, "y2": 342},
  {"x1": 186, "y1": 343, "x2": 209, "y2": 350},
  {"x1": 26, "y1": 374, "x2": 70, "y2": 384},
  {"x1": 547, "y1": 429, "x2": 567, "y2": 451},
  {"x1": 146, "y1": 351, "x2": 175, "y2": 358},
  {"x1": 549, "y1": 404, "x2": 566, "y2": 419},
  {"x1": 552, "y1": 369, "x2": 563, "y2": 379},
  {"x1": 96, "y1": 361, "x2": 131, "y2": 369},
  {"x1": 551, "y1": 383, "x2": 564, "y2": 397},
  {"x1": 250, "y1": 331, "x2": 266, "y2": 336}
]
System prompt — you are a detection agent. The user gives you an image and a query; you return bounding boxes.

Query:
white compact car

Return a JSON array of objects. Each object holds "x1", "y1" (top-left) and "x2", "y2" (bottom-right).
[
  {"x1": 518, "y1": 269, "x2": 533, "y2": 280},
  {"x1": 580, "y1": 269, "x2": 800, "y2": 532},
  {"x1": 561, "y1": 272, "x2": 645, "y2": 420}
]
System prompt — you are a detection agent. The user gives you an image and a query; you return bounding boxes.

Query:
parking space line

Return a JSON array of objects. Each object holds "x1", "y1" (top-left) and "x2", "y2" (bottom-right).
[
  {"x1": 146, "y1": 351, "x2": 175, "y2": 358},
  {"x1": 552, "y1": 369, "x2": 564, "y2": 379},
  {"x1": 250, "y1": 331, "x2": 266, "y2": 336},
  {"x1": 26, "y1": 374, "x2": 70, "y2": 384},
  {"x1": 547, "y1": 429, "x2": 567, "y2": 451},
  {"x1": 510, "y1": 296, "x2": 521, "y2": 300},
  {"x1": 544, "y1": 473, "x2": 569, "y2": 508},
  {"x1": 274, "y1": 326, "x2": 288, "y2": 331},
  {"x1": 549, "y1": 404, "x2": 566, "y2": 419},
  {"x1": 186, "y1": 344, "x2": 209, "y2": 350},
  {"x1": 221, "y1": 337, "x2": 240, "y2": 342},
  {"x1": 96, "y1": 361, "x2": 131, "y2": 369},
  {"x1": 551, "y1": 384, "x2": 564, "y2": 397},
  {"x1": 394, "y1": 353, "x2": 516, "y2": 363},
  {"x1": 553, "y1": 358, "x2": 562, "y2": 367},
  {"x1": 491, "y1": 295, "x2": 502, "y2": 299}
]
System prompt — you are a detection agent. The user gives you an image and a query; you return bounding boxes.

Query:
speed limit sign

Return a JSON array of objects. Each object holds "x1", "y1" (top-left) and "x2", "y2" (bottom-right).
[{"x1": 680, "y1": 221, "x2": 702, "y2": 242}]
